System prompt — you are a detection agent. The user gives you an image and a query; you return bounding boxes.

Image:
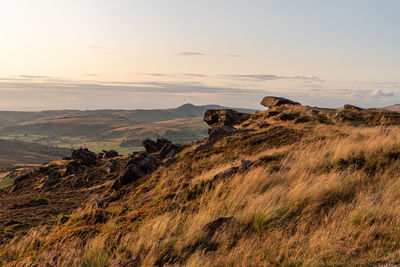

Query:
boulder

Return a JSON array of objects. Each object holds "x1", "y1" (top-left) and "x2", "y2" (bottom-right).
[
  {"x1": 112, "y1": 152, "x2": 160, "y2": 190},
  {"x1": 343, "y1": 104, "x2": 363, "y2": 112},
  {"x1": 260, "y1": 96, "x2": 300, "y2": 108},
  {"x1": 204, "y1": 109, "x2": 245, "y2": 127},
  {"x1": 71, "y1": 148, "x2": 97, "y2": 166},
  {"x1": 209, "y1": 126, "x2": 238, "y2": 142}
]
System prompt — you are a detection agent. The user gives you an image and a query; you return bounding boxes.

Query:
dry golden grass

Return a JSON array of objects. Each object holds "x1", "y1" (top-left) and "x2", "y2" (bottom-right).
[{"x1": 3, "y1": 124, "x2": 400, "y2": 266}]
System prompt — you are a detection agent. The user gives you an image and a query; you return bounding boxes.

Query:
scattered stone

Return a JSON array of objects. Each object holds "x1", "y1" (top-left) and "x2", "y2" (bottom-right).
[
  {"x1": 260, "y1": 96, "x2": 300, "y2": 108},
  {"x1": 96, "y1": 196, "x2": 115, "y2": 208},
  {"x1": 112, "y1": 152, "x2": 160, "y2": 190},
  {"x1": 102, "y1": 150, "x2": 119, "y2": 159},
  {"x1": 278, "y1": 113, "x2": 300, "y2": 121},
  {"x1": 203, "y1": 217, "x2": 234, "y2": 237},
  {"x1": 294, "y1": 116, "x2": 311, "y2": 124}
]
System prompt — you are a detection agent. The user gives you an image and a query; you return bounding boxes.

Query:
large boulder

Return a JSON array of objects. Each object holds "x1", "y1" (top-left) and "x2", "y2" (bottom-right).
[
  {"x1": 204, "y1": 109, "x2": 250, "y2": 127},
  {"x1": 260, "y1": 96, "x2": 300, "y2": 108},
  {"x1": 71, "y1": 148, "x2": 97, "y2": 166},
  {"x1": 102, "y1": 150, "x2": 119, "y2": 159},
  {"x1": 112, "y1": 152, "x2": 160, "y2": 190}
]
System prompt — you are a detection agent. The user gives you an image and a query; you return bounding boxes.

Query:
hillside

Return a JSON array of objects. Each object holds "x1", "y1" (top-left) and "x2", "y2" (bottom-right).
[
  {"x1": 0, "y1": 104, "x2": 255, "y2": 155},
  {"x1": 382, "y1": 104, "x2": 400, "y2": 113},
  {"x1": 0, "y1": 139, "x2": 69, "y2": 166},
  {"x1": 3, "y1": 97, "x2": 400, "y2": 265}
]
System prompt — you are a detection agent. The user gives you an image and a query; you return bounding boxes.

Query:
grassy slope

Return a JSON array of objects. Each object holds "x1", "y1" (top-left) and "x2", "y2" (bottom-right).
[
  {"x1": 3, "y1": 104, "x2": 400, "y2": 265},
  {"x1": 0, "y1": 139, "x2": 69, "y2": 166}
]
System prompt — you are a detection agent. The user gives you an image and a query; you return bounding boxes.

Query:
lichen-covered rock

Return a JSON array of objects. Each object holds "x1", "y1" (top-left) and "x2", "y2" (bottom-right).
[
  {"x1": 260, "y1": 96, "x2": 300, "y2": 108},
  {"x1": 204, "y1": 109, "x2": 250, "y2": 127}
]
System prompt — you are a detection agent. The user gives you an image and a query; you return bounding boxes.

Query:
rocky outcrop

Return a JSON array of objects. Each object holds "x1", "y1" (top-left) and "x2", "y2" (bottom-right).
[
  {"x1": 260, "y1": 96, "x2": 300, "y2": 108},
  {"x1": 112, "y1": 152, "x2": 160, "y2": 190},
  {"x1": 142, "y1": 138, "x2": 179, "y2": 158},
  {"x1": 71, "y1": 148, "x2": 97, "y2": 166},
  {"x1": 204, "y1": 109, "x2": 250, "y2": 127}
]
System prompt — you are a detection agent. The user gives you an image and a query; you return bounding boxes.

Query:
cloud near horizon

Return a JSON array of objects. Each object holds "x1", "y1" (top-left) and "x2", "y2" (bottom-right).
[{"x1": 0, "y1": 75, "x2": 399, "y2": 111}]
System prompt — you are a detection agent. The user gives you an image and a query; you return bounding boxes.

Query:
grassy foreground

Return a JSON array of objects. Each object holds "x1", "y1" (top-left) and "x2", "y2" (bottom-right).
[{"x1": 2, "y1": 104, "x2": 400, "y2": 266}]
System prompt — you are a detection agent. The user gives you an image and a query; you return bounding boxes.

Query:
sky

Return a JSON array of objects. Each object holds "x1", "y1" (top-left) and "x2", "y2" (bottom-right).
[{"x1": 0, "y1": 0, "x2": 399, "y2": 110}]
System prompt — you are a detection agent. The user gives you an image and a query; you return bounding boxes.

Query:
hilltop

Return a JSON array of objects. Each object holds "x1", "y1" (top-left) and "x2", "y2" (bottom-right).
[{"x1": 2, "y1": 97, "x2": 400, "y2": 266}]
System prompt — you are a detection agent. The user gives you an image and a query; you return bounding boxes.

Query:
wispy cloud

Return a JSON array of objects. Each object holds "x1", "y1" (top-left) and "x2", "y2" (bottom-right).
[
  {"x1": 226, "y1": 54, "x2": 241, "y2": 58},
  {"x1": 176, "y1": 51, "x2": 206, "y2": 56},
  {"x1": 225, "y1": 74, "x2": 323, "y2": 82},
  {"x1": 371, "y1": 89, "x2": 395, "y2": 97}
]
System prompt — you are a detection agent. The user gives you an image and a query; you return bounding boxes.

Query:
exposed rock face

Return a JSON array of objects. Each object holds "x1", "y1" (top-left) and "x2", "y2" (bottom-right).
[
  {"x1": 196, "y1": 126, "x2": 238, "y2": 151},
  {"x1": 260, "y1": 96, "x2": 300, "y2": 108},
  {"x1": 112, "y1": 152, "x2": 160, "y2": 190},
  {"x1": 204, "y1": 109, "x2": 248, "y2": 127},
  {"x1": 71, "y1": 148, "x2": 97, "y2": 166},
  {"x1": 336, "y1": 104, "x2": 400, "y2": 125},
  {"x1": 142, "y1": 138, "x2": 179, "y2": 158}
]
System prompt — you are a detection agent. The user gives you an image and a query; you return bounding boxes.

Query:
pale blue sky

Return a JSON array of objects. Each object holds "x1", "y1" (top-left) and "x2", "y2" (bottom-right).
[{"x1": 0, "y1": 0, "x2": 399, "y2": 110}]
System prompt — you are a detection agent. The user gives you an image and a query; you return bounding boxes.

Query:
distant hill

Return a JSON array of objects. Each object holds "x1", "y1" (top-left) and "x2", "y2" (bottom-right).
[
  {"x1": 0, "y1": 104, "x2": 256, "y2": 158},
  {"x1": 0, "y1": 139, "x2": 69, "y2": 166},
  {"x1": 382, "y1": 104, "x2": 400, "y2": 113}
]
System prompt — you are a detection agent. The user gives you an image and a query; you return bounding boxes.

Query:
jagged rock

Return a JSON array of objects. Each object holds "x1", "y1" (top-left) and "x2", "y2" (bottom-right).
[
  {"x1": 65, "y1": 160, "x2": 86, "y2": 176},
  {"x1": 260, "y1": 96, "x2": 300, "y2": 108},
  {"x1": 203, "y1": 217, "x2": 234, "y2": 237},
  {"x1": 204, "y1": 109, "x2": 248, "y2": 127},
  {"x1": 278, "y1": 113, "x2": 300, "y2": 121},
  {"x1": 102, "y1": 150, "x2": 119, "y2": 159},
  {"x1": 294, "y1": 116, "x2": 311, "y2": 124},
  {"x1": 112, "y1": 153, "x2": 160, "y2": 190},
  {"x1": 142, "y1": 138, "x2": 179, "y2": 159},
  {"x1": 96, "y1": 196, "x2": 115, "y2": 208},
  {"x1": 71, "y1": 148, "x2": 97, "y2": 166}
]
